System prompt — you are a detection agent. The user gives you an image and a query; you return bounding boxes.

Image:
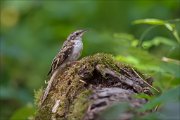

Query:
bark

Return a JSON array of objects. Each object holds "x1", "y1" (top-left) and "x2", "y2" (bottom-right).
[{"x1": 34, "y1": 53, "x2": 154, "y2": 120}]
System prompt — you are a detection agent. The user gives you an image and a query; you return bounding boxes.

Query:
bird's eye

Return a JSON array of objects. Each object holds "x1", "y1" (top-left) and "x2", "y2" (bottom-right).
[{"x1": 75, "y1": 33, "x2": 79, "y2": 35}]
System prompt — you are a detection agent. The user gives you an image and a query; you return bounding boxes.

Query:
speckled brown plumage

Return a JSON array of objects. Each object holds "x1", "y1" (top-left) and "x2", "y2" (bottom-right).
[{"x1": 41, "y1": 30, "x2": 86, "y2": 105}]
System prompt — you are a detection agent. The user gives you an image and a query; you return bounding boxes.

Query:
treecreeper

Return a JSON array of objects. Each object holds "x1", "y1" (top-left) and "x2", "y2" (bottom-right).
[
  {"x1": 41, "y1": 30, "x2": 86, "y2": 105},
  {"x1": 35, "y1": 30, "x2": 155, "y2": 120}
]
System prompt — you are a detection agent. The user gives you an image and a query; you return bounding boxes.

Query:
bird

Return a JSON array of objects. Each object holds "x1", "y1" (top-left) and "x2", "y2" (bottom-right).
[{"x1": 41, "y1": 29, "x2": 87, "y2": 104}]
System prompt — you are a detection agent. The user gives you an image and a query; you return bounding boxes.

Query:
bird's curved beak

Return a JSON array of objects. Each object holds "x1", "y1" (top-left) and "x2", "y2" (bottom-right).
[{"x1": 80, "y1": 30, "x2": 87, "y2": 37}]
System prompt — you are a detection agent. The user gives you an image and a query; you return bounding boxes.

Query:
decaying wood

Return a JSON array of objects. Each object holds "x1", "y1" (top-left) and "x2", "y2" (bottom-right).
[
  {"x1": 95, "y1": 64, "x2": 144, "y2": 93},
  {"x1": 84, "y1": 88, "x2": 147, "y2": 120},
  {"x1": 34, "y1": 53, "x2": 154, "y2": 120}
]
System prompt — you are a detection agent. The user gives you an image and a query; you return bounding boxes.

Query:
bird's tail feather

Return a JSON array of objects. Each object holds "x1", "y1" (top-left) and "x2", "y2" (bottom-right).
[{"x1": 41, "y1": 70, "x2": 58, "y2": 105}]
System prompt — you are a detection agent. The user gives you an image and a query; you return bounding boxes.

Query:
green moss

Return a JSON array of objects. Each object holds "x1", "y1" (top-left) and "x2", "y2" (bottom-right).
[
  {"x1": 68, "y1": 90, "x2": 92, "y2": 120},
  {"x1": 34, "y1": 87, "x2": 43, "y2": 107},
  {"x1": 34, "y1": 53, "x2": 134, "y2": 119}
]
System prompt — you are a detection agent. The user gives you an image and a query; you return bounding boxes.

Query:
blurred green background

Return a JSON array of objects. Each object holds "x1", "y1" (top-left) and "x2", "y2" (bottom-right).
[{"x1": 0, "y1": 0, "x2": 180, "y2": 120}]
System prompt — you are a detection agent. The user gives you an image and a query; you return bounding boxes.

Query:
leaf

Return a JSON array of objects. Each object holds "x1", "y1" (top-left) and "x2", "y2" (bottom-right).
[
  {"x1": 159, "y1": 102, "x2": 180, "y2": 120},
  {"x1": 99, "y1": 103, "x2": 129, "y2": 120},
  {"x1": 142, "y1": 37, "x2": 177, "y2": 49},
  {"x1": 133, "y1": 18, "x2": 180, "y2": 44},
  {"x1": 164, "y1": 23, "x2": 175, "y2": 32},
  {"x1": 134, "y1": 93, "x2": 152, "y2": 100},
  {"x1": 138, "y1": 102, "x2": 180, "y2": 120},
  {"x1": 10, "y1": 105, "x2": 35, "y2": 120},
  {"x1": 139, "y1": 86, "x2": 180, "y2": 112},
  {"x1": 133, "y1": 19, "x2": 166, "y2": 25},
  {"x1": 172, "y1": 29, "x2": 180, "y2": 43},
  {"x1": 115, "y1": 51, "x2": 165, "y2": 73}
]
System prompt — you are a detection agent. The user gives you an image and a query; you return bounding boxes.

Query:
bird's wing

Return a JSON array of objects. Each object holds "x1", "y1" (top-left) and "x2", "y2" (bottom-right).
[{"x1": 47, "y1": 41, "x2": 74, "y2": 76}]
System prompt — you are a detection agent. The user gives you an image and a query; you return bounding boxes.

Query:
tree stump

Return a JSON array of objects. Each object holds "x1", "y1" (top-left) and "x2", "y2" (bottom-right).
[{"x1": 34, "y1": 53, "x2": 153, "y2": 120}]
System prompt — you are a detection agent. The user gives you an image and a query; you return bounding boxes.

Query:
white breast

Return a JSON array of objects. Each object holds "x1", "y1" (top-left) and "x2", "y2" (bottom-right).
[{"x1": 70, "y1": 40, "x2": 83, "y2": 61}]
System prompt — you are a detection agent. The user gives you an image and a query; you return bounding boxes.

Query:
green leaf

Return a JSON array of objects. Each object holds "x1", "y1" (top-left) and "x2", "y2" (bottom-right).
[
  {"x1": 142, "y1": 37, "x2": 177, "y2": 49},
  {"x1": 134, "y1": 93, "x2": 152, "y2": 100},
  {"x1": 139, "y1": 86, "x2": 180, "y2": 112},
  {"x1": 10, "y1": 105, "x2": 35, "y2": 120},
  {"x1": 164, "y1": 23, "x2": 175, "y2": 32},
  {"x1": 133, "y1": 18, "x2": 180, "y2": 44},
  {"x1": 133, "y1": 19, "x2": 166, "y2": 25},
  {"x1": 160, "y1": 102, "x2": 180, "y2": 119},
  {"x1": 138, "y1": 102, "x2": 180, "y2": 120},
  {"x1": 172, "y1": 29, "x2": 180, "y2": 43},
  {"x1": 99, "y1": 103, "x2": 129, "y2": 120}
]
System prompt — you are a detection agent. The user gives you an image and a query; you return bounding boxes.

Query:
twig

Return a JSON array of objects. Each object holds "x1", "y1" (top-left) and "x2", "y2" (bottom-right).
[
  {"x1": 79, "y1": 79, "x2": 87, "y2": 84},
  {"x1": 153, "y1": 105, "x2": 160, "y2": 112},
  {"x1": 52, "y1": 100, "x2": 61, "y2": 113},
  {"x1": 162, "y1": 57, "x2": 180, "y2": 65},
  {"x1": 131, "y1": 68, "x2": 160, "y2": 93}
]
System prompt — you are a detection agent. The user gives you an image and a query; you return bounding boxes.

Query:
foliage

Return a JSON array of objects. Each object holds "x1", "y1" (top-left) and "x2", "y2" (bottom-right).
[
  {"x1": 133, "y1": 18, "x2": 180, "y2": 44},
  {"x1": 99, "y1": 103, "x2": 129, "y2": 120},
  {"x1": 139, "y1": 86, "x2": 180, "y2": 112},
  {"x1": 114, "y1": 19, "x2": 180, "y2": 119},
  {"x1": 10, "y1": 104, "x2": 35, "y2": 120},
  {"x1": 0, "y1": 0, "x2": 180, "y2": 120}
]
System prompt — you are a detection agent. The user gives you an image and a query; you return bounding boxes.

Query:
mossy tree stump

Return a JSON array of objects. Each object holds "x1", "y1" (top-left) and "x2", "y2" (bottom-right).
[{"x1": 34, "y1": 53, "x2": 153, "y2": 120}]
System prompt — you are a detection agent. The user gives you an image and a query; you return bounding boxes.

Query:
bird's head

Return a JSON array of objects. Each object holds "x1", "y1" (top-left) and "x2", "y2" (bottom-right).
[{"x1": 67, "y1": 29, "x2": 87, "y2": 41}]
